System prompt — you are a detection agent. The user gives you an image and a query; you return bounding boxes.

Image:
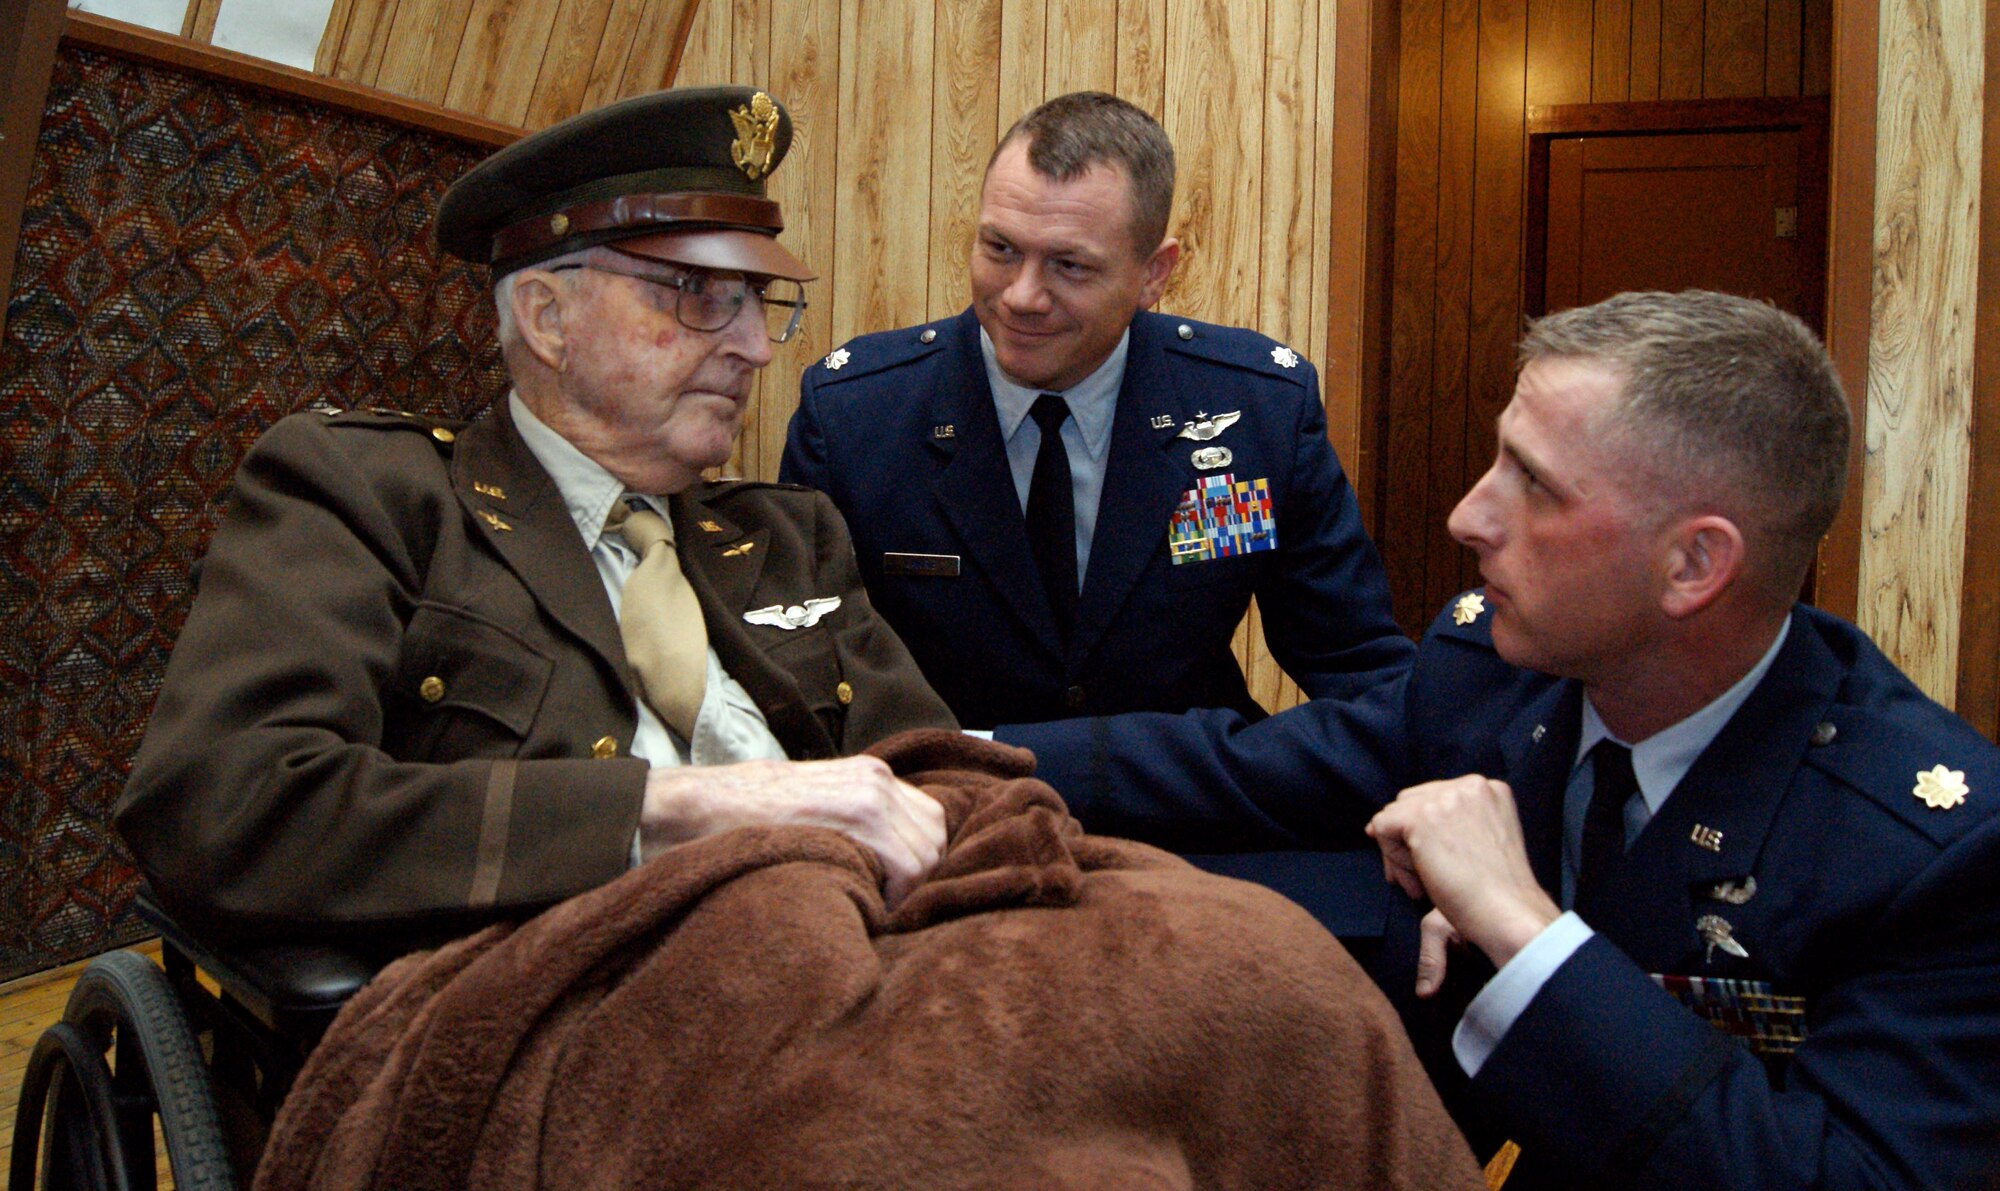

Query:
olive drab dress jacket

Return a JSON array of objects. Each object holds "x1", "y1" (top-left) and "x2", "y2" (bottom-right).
[{"x1": 118, "y1": 402, "x2": 954, "y2": 947}]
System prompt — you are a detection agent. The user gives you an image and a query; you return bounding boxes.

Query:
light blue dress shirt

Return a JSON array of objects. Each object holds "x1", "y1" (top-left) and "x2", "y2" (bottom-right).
[
  {"x1": 1452, "y1": 615, "x2": 1793, "y2": 1076},
  {"x1": 978, "y1": 327, "x2": 1129, "y2": 588}
]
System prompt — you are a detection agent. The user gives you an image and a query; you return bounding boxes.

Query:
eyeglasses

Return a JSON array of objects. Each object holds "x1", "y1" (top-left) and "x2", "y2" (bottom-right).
[{"x1": 548, "y1": 246, "x2": 808, "y2": 343}]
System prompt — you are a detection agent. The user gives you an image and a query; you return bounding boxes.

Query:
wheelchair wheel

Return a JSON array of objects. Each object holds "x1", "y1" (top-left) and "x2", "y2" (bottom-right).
[{"x1": 9, "y1": 950, "x2": 237, "y2": 1191}]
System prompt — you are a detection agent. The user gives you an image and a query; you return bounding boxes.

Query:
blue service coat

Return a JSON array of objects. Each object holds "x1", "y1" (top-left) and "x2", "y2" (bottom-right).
[
  {"x1": 780, "y1": 307, "x2": 1414, "y2": 938},
  {"x1": 780, "y1": 307, "x2": 1410, "y2": 729},
  {"x1": 1011, "y1": 598, "x2": 2000, "y2": 1188}
]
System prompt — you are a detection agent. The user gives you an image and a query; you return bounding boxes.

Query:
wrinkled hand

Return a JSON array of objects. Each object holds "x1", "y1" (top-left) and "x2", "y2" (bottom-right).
[
  {"x1": 640, "y1": 756, "x2": 948, "y2": 906},
  {"x1": 1365, "y1": 774, "x2": 1560, "y2": 972}
]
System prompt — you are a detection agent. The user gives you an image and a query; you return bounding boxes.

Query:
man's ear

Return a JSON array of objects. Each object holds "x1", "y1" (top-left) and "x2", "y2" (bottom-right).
[
  {"x1": 1660, "y1": 515, "x2": 1745, "y2": 618},
  {"x1": 1137, "y1": 236, "x2": 1181, "y2": 308},
  {"x1": 510, "y1": 270, "x2": 569, "y2": 373}
]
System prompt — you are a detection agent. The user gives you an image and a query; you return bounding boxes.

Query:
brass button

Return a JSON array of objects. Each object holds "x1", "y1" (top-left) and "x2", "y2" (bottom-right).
[
  {"x1": 1064, "y1": 685, "x2": 1086, "y2": 710},
  {"x1": 419, "y1": 676, "x2": 445, "y2": 703},
  {"x1": 591, "y1": 735, "x2": 618, "y2": 759},
  {"x1": 836, "y1": 681, "x2": 854, "y2": 705},
  {"x1": 1177, "y1": 323, "x2": 1193, "y2": 340},
  {"x1": 1809, "y1": 721, "x2": 1837, "y2": 746},
  {"x1": 919, "y1": 328, "x2": 937, "y2": 343},
  {"x1": 432, "y1": 427, "x2": 456, "y2": 444}
]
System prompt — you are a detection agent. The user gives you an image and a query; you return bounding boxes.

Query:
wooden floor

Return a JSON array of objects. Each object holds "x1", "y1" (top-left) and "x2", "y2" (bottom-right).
[{"x1": 0, "y1": 939, "x2": 175, "y2": 1187}]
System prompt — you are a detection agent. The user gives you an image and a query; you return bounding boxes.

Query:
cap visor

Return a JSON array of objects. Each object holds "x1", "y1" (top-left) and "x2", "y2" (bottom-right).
[{"x1": 614, "y1": 229, "x2": 815, "y2": 282}]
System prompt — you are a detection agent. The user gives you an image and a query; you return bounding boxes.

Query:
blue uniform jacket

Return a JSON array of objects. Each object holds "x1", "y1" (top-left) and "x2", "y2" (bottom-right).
[
  {"x1": 1012, "y1": 598, "x2": 2000, "y2": 1188},
  {"x1": 780, "y1": 307, "x2": 1413, "y2": 939},
  {"x1": 780, "y1": 307, "x2": 1410, "y2": 729}
]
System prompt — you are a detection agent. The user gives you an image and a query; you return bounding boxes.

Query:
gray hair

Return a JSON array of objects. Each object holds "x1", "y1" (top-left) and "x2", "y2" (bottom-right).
[
  {"x1": 492, "y1": 245, "x2": 604, "y2": 356},
  {"x1": 1520, "y1": 290, "x2": 1850, "y2": 593},
  {"x1": 990, "y1": 91, "x2": 1175, "y2": 258}
]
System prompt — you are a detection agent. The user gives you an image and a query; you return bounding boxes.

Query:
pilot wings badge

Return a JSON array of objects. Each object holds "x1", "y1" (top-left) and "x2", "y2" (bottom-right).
[
  {"x1": 744, "y1": 597, "x2": 841, "y2": 630},
  {"x1": 1177, "y1": 410, "x2": 1242, "y2": 441}
]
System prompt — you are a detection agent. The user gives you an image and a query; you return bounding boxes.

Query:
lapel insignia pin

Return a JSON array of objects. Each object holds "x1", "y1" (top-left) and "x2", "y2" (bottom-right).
[
  {"x1": 745, "y1": 598, "x2": 840, "y2": 630},
  {"x1": 932, "y1": 424, "x2": 955, "y2": 439},
  {"x1": 473, "y1": 482, "x2": 506, "y2": 500},
  {"x1": 728, "y1": 91, "x2": 780, "y2": 180},
  {"x1": 1151, "y1": 413, "x2": 1176, "y2": 430},
  {"x1": 824, "y1": 347, "x2": 851, "y2": 371},
  {"x1": 1913, "y1": 764, "x2": 1969, "y2": 809},
  {"x1": 1695, "y1": 914, "x2": 1749, "y2": 962},
  {"x1": 1452, "y1": 592, "x2": 1485, "y2": 626},
  {"x1": 1810, "y1": 720, "x2": 1837, "y2": 746},
  {"x1": 1191, "y1": 445, "x2": 1232, "y2": 470},
  {"x1": 1271, "y1": 345, "x2": 1299, "y2": 369},
  {"x1": 722, "y1": 542, "x2": 756, "y2": 558},
  {"x1": 477, "y1": 509, "x2": 512, "y2": 533},
  {"x1": 1708, "y1": 876, "x2": 1757, "y2": 905},
  {"x1": 1177, "y1": 410, "x2": 1242, "y2": 441},
  {"x1": 1690, "y1": 824, "x2": 1724, "y2": 852},
  {"x1": 1532, "y1": 724, "x2": 1546, "y2": 743},
  {"x1": 698, "y1": 520, "x2": 722, "y2": 533}
]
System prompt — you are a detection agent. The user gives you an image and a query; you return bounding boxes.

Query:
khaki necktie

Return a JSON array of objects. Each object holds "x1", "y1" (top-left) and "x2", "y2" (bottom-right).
[{"x1": 608, "y1": 499, "x2": 707, "y2": 739}]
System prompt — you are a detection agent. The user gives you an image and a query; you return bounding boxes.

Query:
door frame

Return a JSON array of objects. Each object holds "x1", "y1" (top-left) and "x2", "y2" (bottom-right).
[{"x1": 1520, "y1": 96, "x2": 1830, "y2": 323}]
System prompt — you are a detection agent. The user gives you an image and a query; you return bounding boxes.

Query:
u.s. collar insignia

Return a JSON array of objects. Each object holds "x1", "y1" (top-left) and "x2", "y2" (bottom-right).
[
  {"x1": 745, "y1": 597, "x2": 840, "y2": 629},
  {"x1": 1271, "y1": 345, "x2": 1300, "y2": 369},
  {"x1": 1914, "y1": 764, "x2": 1969, "y2": 809},
  {"x1": 1150, "y1": 414, "x2": 1176, "y2": 430},
  {"x1": 824, "y1": 347, "x2": 851, "y2": 371},
  {"x1": 473, "y1": 481, "x2": 506, "y2": 500},
  {"x1": 729, "y1": 91, "x2": 781, "y2": 180},
  {"x1": 1177, "y1": 410, "x2": 1242, "y2": 441},
  {"x1": 477, "y1": 509, "x2": 512, "y2": 532},
  {"x1": 1452, "y1": 592, "x2": 1485, "y2": 626}
]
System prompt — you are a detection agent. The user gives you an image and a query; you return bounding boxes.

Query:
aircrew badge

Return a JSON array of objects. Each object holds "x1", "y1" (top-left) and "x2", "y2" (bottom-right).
[
  {"x1": 1271, "y1": 345, "x2": 1299, "y2": 369},
  {"x1": 1168, "y1": 473, "x2": 1276, "y2": 565},
  {"x1": 1191, "y1": 445, "x2": 1232, "y2": 470},
  {"x1": 824, "y1": 347, "x2": 851, "y2": 371},
  {"x1": 1177, "y1": 410, "x2": 1242, "y2": 441},
  {"x1": 1453, "y1": 592, "x2": 1485, "y2": 626},
  {"x1": 729, "y1": 91, "x2": 781, "y2": 180},
  {"x1": 1913, "y1": 764, "x2": 1969, "y2": 809},
  {"x1": 745, "y1": 597, "x2": 840, "y2": 629}
]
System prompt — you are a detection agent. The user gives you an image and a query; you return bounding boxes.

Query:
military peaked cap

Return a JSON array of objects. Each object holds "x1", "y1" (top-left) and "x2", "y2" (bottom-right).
[{"x1": 436, "y1": 85, "x2": 812, "y2": 281}]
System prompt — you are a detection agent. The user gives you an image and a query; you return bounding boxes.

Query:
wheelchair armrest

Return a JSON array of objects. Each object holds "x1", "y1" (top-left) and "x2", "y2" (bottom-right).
[{"x1": 134, "y1": 891, "x2": 382, "y2": 1046}]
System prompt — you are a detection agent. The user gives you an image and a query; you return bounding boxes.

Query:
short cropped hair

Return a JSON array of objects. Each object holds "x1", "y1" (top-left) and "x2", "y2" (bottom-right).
[
  {"x1": 990, "y1": 91, "x2": 1175, "y2": 258},
  {"x1": 1519, "y1": 290, "x2": 1850, "y2": 593}
]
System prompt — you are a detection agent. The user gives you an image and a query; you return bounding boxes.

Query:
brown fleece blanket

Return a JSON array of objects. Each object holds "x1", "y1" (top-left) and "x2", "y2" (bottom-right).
[{"x1": 254, "y1": 731, "x2": 1481, "y2": 1190}]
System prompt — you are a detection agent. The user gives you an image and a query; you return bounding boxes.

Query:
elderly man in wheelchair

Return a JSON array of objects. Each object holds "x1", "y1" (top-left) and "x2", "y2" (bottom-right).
[{"x1": 11, "y1": 86, "x2": 1479, "y2": 1191}]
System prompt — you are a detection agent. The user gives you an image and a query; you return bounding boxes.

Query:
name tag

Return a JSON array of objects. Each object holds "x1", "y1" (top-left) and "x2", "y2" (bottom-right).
[{"x1": 883, "y1": 552, "x2": 961, "y2": 578}]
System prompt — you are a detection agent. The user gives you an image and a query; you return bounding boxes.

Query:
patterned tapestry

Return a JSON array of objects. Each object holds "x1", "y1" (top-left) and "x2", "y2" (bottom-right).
[{"x1": 0, "y1": 45, "x2": 509, "y2": 981}]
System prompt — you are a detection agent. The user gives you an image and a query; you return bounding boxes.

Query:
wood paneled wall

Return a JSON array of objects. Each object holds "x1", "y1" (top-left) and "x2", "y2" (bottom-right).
[
  {"x1": 1381, "y1": 0, "x2": 1832, "y2": 633},
  {"x1": 1859, "y1": 0, "x2": 1983, "y2": 703},
  {"x1": 313, "y1": 0, "x2": 701, "y2": 128},
  {"x1": 669, "y1": 0, "x2": 1350, "y2": 713}
]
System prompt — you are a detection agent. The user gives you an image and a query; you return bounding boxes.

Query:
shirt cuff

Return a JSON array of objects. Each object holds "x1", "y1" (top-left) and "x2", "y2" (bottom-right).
[
  {"x1": 962, "y1": 728, "x2": 995, "y2": 740},
  {"x1": 1452, "y1": 911, "x2": 1595, "y2": 1077}
]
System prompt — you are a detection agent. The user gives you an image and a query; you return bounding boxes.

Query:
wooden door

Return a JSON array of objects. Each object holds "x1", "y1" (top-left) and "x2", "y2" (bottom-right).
[
  {"x1": 1544, "y1": 130, "x2": 1808, "y2": 315},
  {"x1": 1525, "y1": 98, "x2": 1829, "y2": 326}
]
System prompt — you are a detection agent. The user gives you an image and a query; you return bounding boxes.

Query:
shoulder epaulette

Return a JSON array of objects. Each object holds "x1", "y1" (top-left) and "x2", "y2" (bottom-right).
[
  {"x1": 316, "y1": 406, "x2": 467, "y2": 450},
  {"x1": 1803, "y1": 706, "x2": 2000, "y2": 847},
  {"x1": 1159, "y1": 314, "x2": 1314, "y2": 386},
  {"x1": 811, "y1": 321, "x2": 948, "y2": 384}
]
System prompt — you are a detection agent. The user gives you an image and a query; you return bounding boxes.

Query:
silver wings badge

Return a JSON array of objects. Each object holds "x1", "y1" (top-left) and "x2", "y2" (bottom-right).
[
  {"x1": 744, "y1": 597, "x2": 842, "y2": 630},
  {"x1": 1177, "y1": 410, "x2": 1242, "y2": 441}
]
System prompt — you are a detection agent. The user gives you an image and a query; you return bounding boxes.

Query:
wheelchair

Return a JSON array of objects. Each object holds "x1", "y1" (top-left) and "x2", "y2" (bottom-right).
[{"x1": 8, "y1": 895, "x2": 381, "y2": 1191}]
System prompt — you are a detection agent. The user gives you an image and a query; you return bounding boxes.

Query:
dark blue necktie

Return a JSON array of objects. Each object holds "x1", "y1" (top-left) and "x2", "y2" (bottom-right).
[
  {"x1": 1577, "y1": 739, "x2": 1636, "y2": 912},
  {"x1": 1026, "y1": 394, "x2": 1077, "y2": 643}
]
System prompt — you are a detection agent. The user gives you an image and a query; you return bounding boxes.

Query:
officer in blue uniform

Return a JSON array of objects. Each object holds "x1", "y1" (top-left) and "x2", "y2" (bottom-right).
[
  {"x1": 781, "y1": 92, "x2": 1410, "y2": 941},
  {"x1": 1010, "y1": 291, "x2": 2000, "y2": 1187}
]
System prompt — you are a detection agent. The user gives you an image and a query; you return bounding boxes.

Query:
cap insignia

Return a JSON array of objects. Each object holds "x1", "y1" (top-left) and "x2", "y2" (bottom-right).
[
  {"x1": 730, "y1": 92, "x2": 781, "y2": 181},
  {"x1": 1913, "y1": 764, "x2": 1969, "y2": 810},
  {"x1": 1453, "y1": 592, "x2": 1485, "y2": 626},
  {"x1": 1271, "y1": 345, "x2": 1299, "y2": 369}
]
